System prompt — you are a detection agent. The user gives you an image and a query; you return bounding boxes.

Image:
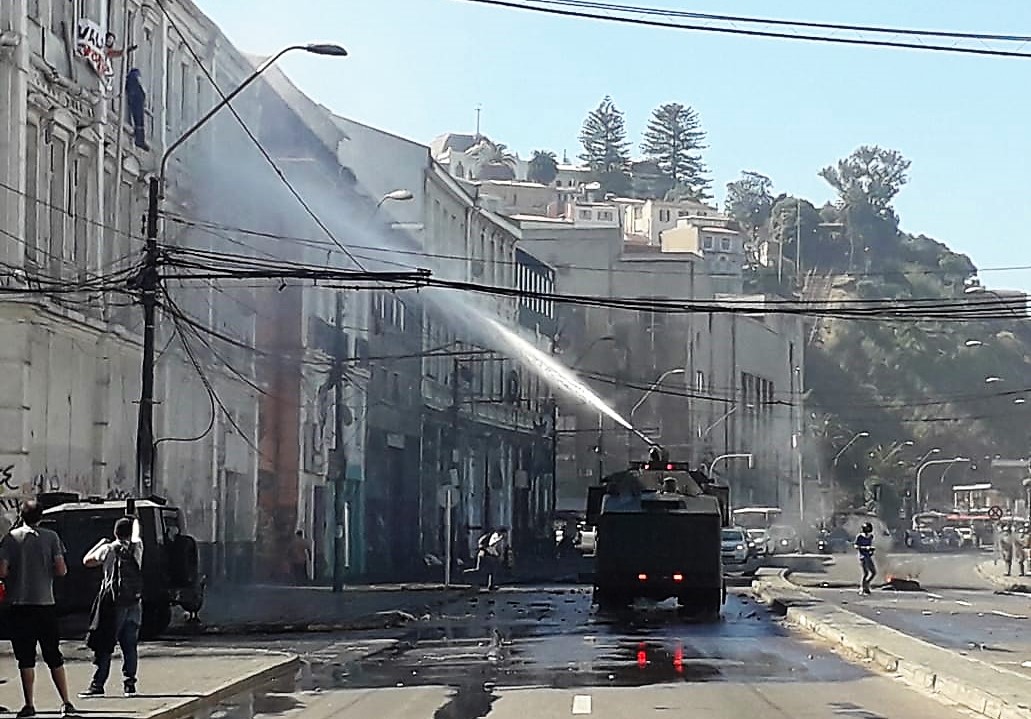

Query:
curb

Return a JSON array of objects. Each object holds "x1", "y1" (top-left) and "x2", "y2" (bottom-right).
[
  {"x1": 167, "y1": 587, "x2": 477, "y2": 636},
  {"x1": 147, "y1": 651, "x2": 300, "y2": 719},
  {"x1": 753, "y1": 571, "x2": 1031, "y2": 719},
  {"x1": 975, "y1": 561, "x2": 1031, "y2": 594}
]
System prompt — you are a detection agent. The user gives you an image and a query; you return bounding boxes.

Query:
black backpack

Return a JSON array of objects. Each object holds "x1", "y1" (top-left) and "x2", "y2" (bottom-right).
[{"x1": 110, "y1": 542, "x2": 144, "y2": 606}]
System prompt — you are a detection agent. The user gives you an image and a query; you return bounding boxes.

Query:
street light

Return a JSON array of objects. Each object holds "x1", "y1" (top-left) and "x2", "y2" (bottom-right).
[
  {"x1": 627, "y1": 368, "x2": 685, "y2": 462},
  {"x1": 916, "y1": 448, "x2": 941, "y2": 465},
  {"x1": 915, "y1": 457, "x2": 970, "y2": 512},
  {"x1": 135, "y1": 42, "x2": 348, "y2": 496},
  {"x1": 698, "y1": 405, "x2": 753, "y2": 439},
  {"x1": 706, "y1": 452, "x2": 754, "y2": 477},
  {"x1": 883, "y1": 440, "x2": 914, "y2": 462},
  {"x1": 832, "y1": 431, "x2": 869, "y2": 466},
  {"x1": 376, "y1": 189, "x2": 414, "y2": 208}
]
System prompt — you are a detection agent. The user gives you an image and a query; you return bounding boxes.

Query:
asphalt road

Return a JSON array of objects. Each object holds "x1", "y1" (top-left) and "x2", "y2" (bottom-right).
[
  {"x1": 794, "y1": 551, "x2": 1031, "y2": 673},
  {"x1": 200, "y1": 586, "x2": 980, "y2": 719}
]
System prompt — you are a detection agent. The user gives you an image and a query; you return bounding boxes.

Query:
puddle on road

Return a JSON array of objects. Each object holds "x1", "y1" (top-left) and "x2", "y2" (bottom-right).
[{"x1": 184, "y1": 590, "x2": 868, "y2": 717}]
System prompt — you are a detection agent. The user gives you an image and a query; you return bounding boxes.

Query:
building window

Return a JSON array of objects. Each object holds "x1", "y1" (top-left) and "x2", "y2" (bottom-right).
[
  {"x1": 165, "y1": 49, "x2": 175, "y2": 132},
  {"x1": 73, "y1": 149, "x2": 91, "y2": 274},
  {"x1": 703, "y1": 237, "x2": 714, "y2": 250},
  {"x1": 48, "y1": 135, "x2": 68, "y2": 269},
  {"x1": 578, "y1": 209, "x2": 591, "y2": 220},
  {"x1": 720, "y1": 238, "x2": 732, "y2": 252},
  {"x1": 599, "y1": 210, "x2": 613, "y2": 221},
  {"x1": 659, "y1": 209, "x2": 670, "y2": 222},
  {"x1": 24, "y1": 122, "x2": 39, "y2": 265}
]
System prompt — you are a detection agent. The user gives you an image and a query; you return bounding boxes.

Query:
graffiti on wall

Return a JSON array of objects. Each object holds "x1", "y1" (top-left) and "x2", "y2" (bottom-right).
[{"x1": 0, "y1": 460, "x2": 141, "y2": 530}]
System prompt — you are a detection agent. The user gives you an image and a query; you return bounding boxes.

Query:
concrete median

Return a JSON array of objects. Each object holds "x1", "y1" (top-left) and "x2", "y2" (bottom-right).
[{"x1": 754, "y1": 570, "x2": 1031, "y2": 719}]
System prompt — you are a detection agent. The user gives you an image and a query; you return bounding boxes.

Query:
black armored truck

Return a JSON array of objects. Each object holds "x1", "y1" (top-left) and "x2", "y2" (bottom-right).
[
  {"x1": 38, "y1": 493, "x2": 204, "y2": 638},
  {"x1": 587, "y1": 450, "x2": 730, "y2": 618}
]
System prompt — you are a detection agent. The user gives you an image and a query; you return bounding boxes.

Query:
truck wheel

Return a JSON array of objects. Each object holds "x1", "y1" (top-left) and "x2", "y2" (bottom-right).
[{"x1": 140, "y1": 602, "x2": 172, "y2": 640}]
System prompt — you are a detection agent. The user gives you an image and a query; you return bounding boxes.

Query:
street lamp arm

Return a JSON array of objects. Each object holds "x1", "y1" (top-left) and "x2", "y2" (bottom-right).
[
  {"x1": 706, "y1": 452, "x2": 754, "y2": 477},
  {"x1": 915, "y1": 457, "x2": 970, "y2": 512},
  {"x1": 161, "y1": 45, "x2": 302, "y2": 177},
  {"x1": 700, "y1": 406, "x2": 737, "y2": 438},
  {"x1": 631, "y1": 368, "x2": 685, "y2": 417},
  {"x1": 832, "y1": 431, "x2": 869, "y2": 465}
]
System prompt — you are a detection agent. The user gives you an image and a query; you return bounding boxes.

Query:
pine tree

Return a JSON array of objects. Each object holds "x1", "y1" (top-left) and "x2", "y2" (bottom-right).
[
  {"x1": 578, "y1": 96, "x2": 631, "y2": 194},
  {"x1": 641, "y1": 102, "x2": 710, "y2": 199}
]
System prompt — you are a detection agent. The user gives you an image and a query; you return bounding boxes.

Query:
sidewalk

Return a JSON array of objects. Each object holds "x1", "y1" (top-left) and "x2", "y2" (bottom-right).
[
  {"x1": 754, "y1": 569, "x2": 1031, "y2": 719},
  {"x1": 0, "y1": 644, "x2": 296, "y2": 719},
  {"x1": 976, "y1": 559, "x2": 1031, "y2": 594},
  {"x1": 170, "y1": 583, "x2": 475, "y2": 635}
]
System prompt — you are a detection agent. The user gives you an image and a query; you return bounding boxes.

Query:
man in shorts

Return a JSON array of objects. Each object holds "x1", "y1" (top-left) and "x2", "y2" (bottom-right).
[{"x1": 0, "y1": 500, "x2": 76, "y2": 717}]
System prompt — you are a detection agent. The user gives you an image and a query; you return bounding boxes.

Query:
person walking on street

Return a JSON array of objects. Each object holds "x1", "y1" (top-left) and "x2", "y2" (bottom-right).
[
  {"x1": 289, "y1": 530, "x2": 312, "y2": 585},
  {"x1": 855, "y1": 522, "x2": 877, "y2": 595},
  {"x1": 1000, "y1": 523, "x2": 1015, "y2": 576},
  {"x1": 80, "y1": 514, "x2": 144, "y2": 698},
  {"x1": 1013, "y1": 526, "x2": 1028, "y2": 577},
  {"x1": 0, "y1": 500, "x2": 76, "y2": 717}
]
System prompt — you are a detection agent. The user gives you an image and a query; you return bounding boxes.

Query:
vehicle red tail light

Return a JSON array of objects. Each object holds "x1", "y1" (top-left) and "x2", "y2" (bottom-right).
[
  {"x1": 672, "y1": 573, "x2": 684, "y2": 582},
  {"x1": 637, "y1": 572, "x2": 648, "y2": 581}
]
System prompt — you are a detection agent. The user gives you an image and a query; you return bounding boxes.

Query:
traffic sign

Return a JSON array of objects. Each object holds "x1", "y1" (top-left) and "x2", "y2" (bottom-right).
[{"x1": 988, "y1": 505, "x2": 1004, "y2": 520}]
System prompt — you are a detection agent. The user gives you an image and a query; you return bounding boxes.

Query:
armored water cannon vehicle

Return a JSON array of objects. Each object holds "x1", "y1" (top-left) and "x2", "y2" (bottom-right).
[{"x1": 588, "y1": 448, "x2": 728, "y2": 617}]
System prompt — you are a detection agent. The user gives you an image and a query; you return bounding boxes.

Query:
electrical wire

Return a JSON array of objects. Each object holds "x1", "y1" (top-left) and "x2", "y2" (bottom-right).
[
  {"x1": 155, "y1": 0, "x2": 368, "y2": 271},
  {"x1": 461, "y1": 0, "x2": 1031, "y2": 59},
  {"x1": 167, "y1": 212, "x2": 1028, "y2": 281}
]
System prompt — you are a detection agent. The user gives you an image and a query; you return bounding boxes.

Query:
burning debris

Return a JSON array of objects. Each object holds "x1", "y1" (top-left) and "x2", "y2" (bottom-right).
[{"x1": 881, "y1": 575, "x2": 923, "y2": 592}]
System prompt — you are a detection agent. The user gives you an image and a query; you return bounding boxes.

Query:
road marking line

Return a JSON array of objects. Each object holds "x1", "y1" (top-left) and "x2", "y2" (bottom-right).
[
  {"x1": 991, "y1": 610, "x2": 1028, "y2": 619},
  {"x1": 955, "y1": 600, "x2": 973, "y2": 607},
  {"x1": 572, "y1": 694, "x2": 592, "y2": 715}
]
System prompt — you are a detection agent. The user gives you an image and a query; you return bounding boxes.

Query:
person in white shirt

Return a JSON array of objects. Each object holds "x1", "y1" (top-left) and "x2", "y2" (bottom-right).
[{"x1": 80, "y1": 516, "x2": 144, "y2": 697}]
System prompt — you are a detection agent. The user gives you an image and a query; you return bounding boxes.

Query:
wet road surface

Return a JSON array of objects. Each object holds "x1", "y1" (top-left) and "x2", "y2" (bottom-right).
[
  {"x1": 199, "y1": 586, "x2": 979, "y2": 718},
  {"x1": 795, "y1": 552, "x2": 1031, "y2": 674}
]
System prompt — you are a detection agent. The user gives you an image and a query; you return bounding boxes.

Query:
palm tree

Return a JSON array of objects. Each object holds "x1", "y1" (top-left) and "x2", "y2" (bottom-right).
[
  {"x1": 472, "y1": 140, "x2": 516, "y2": 180},
  {"x1": 527, "y1": 150, "x2": 559, "y2": 185}
]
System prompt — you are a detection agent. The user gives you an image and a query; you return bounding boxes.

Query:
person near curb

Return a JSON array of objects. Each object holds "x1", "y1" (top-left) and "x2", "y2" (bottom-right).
[
  {"x1": 999, "y1": 523, "x2": 1015, "y2": 576},
  {"x1": 289, "y1": 530, "x2": 312, "y2": 585},
  {"x1": 80, "y1": 515, "x2": 144, "y2": 698},
  {"x1": 855, "y1": 522, "x2": 877, "y2": 595},
  {"x1": 0, "y1": 500, "x2": 76, "y2": 718},
  {"x1": 1012, "y1": 526, "x2": 1027, "y2": 577}
]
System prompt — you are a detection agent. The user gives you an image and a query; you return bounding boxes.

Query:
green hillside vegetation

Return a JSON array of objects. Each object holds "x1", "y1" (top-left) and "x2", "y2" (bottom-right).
[{"x1": 730, "y1": 147, "x2": 1031, "y2": 524}]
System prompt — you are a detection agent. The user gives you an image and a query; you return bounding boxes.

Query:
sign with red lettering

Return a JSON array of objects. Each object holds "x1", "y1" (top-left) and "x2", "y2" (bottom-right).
[{"x1": 75, "y1": 18, "x2": 114, "y2": 93}]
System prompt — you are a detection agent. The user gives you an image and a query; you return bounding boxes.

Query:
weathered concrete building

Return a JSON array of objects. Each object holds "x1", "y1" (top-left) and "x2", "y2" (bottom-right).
[
  {"x1": 515, "y1": 214, "x2": 803, "y2": 513},
  {"x1": 0, "y1": 0, "x2": 263, "y2": 579}
]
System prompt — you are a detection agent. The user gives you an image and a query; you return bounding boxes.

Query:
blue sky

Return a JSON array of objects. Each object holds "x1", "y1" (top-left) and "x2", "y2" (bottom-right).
[{"x1": 196, "y1": 0, "x2": 1031, "y2": 291}]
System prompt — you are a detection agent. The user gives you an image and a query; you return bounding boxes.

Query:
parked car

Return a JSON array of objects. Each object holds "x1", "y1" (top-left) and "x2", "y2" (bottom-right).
[
  {"x1": 721, "y1": 527, "x2": 750, "y2": 567},
  {"x1": 577, "y1": 524, "x2": 597, "y2": 554},
  {"x1": 817, "y1": 527, "x2": 851, "y2": 554},
  {"x1": 939, "y1": 527, "x2": 963, "y2": 552},
  {"x1": 954, "y1": 527, "x2": 976, "y2": 550},
  {"x1": 767, "y1": 525, "x2": 801, "y2": 555},
  {"x1": 746, "y1": 529, "x2": 769, "y2": 557},
  {"x1": 906, "y1": 528, "x2": 941, "y2": 552}
]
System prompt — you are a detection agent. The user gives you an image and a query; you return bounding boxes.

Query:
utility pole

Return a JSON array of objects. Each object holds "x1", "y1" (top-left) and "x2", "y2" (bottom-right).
[
  {"x1": 449, "y1": 357, "x2": 461, "y2": 569},
  {"x1": 135, "y1": 176, "x2": 160, "y2": 497},
  {"x1": 332, "y1": 291, "x2": 347, "y2": 592}
]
